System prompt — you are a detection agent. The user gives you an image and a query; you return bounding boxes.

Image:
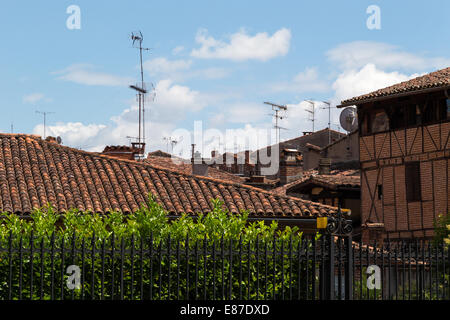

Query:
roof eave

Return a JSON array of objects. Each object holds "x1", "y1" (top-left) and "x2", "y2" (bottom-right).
[{"x1": 337, "y1": 85, "x2": 450, "y2": 108}]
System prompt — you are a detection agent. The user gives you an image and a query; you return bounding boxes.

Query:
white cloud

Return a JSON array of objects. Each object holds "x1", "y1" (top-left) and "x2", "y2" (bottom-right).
[
  {"x1": 23, "y1": 93, "x2": 47, "y2": 104},
  {"x1": 31, "y1": 80, "x2": 211, "y2": 152},
  {"x1": 54, "y1": 64, "x2": 133, "y2": 86},
  {"x1": 172, "y1": 46, "x2": 185, "y2": 55},
  {"x1": 144, "y1": 58, "x2": 192, "y2": 77},
  {"x1": 33, "y1": 122, "x2": 107, "y2": 149},
  {"x1": 144, "y1": 57, "x2": 229, "y2": 81},
  {"x1": 331, "y1": 63, "x2": 420, "y2": 103},
  {"x1": 191, "y1": 28, "x2": 291, "y2": 61},
  {"x1": 271, "y1": 67, "x2": 329, "y2": 93},
  {"x1": 327, "y1": 41, "x2": 450, "y2": 71}
]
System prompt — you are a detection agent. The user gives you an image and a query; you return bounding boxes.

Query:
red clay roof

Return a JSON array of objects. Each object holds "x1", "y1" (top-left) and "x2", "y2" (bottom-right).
[
  {"x1": 272, "y1": 170, "x2": 360, "y2": 196},
  {"x1": 340, "y1": 67, "x2": 450, "y2": 107},
  {"x1": 145, "y1": 155, "x2": 245, "y2": 184},
  {"x1": 0, "y1": 134, "x2": 338, "y2": 218}
]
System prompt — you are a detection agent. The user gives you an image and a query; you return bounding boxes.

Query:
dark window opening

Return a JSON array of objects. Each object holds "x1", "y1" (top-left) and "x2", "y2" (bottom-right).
[
  {"x1": 406, "y1": 104, "x2": 422, "y2": 126},
  {"x1": 390, "y1": 106, "x2": 406, "y2": 130},
  {"x1": 405, "y1": 162, "x2": 421, "y2": 202},
  {"x1": 447, "y1": 99, "x2": 450, "y2": 119},
  {"x1": 377, "y1": 184, "x2": 383, "y2": 200},
  {"x1": 423, "y1": 100, "x2": 439, "y2": 124}
]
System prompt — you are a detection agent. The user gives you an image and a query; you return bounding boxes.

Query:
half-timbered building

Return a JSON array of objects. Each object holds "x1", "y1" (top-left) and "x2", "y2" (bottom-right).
[{"x1": 339, "y1": 67, "x2": 450, "y2": 242}]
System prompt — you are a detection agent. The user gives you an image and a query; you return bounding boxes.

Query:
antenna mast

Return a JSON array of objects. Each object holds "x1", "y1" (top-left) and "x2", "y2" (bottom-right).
[
  {"x1": 129, "y1": 31, "x2": 150, "y2": 159},
  {"x1": 304, "y1": 100, "x2": 316, "y2": 132},
  {"x1": 264, "y1": 101, "x2": 288, "y2": 145},
  {"x1": 36, "y1": 110, "x2": 55, "y2": 139}
]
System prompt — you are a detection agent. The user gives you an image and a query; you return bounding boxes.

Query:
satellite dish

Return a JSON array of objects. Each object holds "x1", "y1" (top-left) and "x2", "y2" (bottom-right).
[
  {"x1": 339, "y1": 107, "x2": 358, "y2": 132},
  {"x1": 56, "y1": 136, "x2": 62, "y2": 144}
]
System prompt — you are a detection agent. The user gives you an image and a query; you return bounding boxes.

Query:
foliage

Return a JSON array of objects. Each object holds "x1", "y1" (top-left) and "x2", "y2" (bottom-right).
[
  {"x1": 433, "y1": 213, "x2": 450, "y2": 246},
  {"x1": 0, "y1": 196, "x2": 315, "y2": 300}
]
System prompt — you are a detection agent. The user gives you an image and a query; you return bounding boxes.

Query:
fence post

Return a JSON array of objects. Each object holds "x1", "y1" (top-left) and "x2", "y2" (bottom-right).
[
  {"x1": 323, "y1": 234, "x2": 335, "y2": 300},
  {"x1": 345, "y1": 235, "x2": 353, "y2": 300}
]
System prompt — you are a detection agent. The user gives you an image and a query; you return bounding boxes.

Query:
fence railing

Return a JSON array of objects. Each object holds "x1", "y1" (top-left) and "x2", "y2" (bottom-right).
[{"x1": 0, "y1": 232, "x2": 449, "y2": 300}]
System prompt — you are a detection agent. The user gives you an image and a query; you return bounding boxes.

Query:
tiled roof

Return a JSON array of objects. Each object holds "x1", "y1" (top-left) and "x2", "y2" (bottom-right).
[
  {"x1": 145, "y1": 155, "x2": 245, "y2": 184},
  {"x1": 340, "y1": 67, "x2": 450, "y2": 106},
  {"x1": 0, "y1": 134, "x2": 338, "y2": 218},
  {"x1": 272, "y1": 170, "x2": 360, "y2": 196},
  {"x1": 251, "y1": 128, "x2": 345, "y2": 157},
  {"x1": 147, "y1": 150, "x2": 173, "y2": 158}
]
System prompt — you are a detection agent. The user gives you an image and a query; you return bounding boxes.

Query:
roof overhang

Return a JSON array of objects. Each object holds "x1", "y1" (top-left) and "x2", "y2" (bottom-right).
[{"x1": 337, "y1": 85, "x2": 450, "y2": 108}]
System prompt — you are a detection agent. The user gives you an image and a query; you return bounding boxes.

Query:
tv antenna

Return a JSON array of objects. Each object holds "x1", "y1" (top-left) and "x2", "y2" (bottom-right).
[
  {"x1": 163, "y1": 136, "x2": 181, "y2": 154},
  {"x1": 304, "y1": 100, "x2": 316, "y2": 132},
  {"x1": 35, "y1": 110, "x2": 55, "y2": 139},
  {"x1": 264, "y1": 101, "x2": 288, "y2": 145},
  {"x1": 129, "y1": 31, "x2": 151, "y2": 158}
]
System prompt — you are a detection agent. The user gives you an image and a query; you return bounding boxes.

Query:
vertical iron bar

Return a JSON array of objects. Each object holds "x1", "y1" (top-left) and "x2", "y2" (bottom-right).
[
  {"x1": 111, "y1": 233, "x2": 115, "y2": 300},
  {"x1": 328, "y1": 234, "x2": 335, "y2": 300},
  {"x1": 247, "y1": 239, "x2": 251, "y2": 300},
  {"x1": 176, "y1": 239, "x2": 180, "y2": 300},
  {"x1": 30, "y1": 230, "x2": 34, "y2": 300},
  {"x1": 50, "y1": 233, "x2": 55, "y2": 300},
  {"x1": 273, "y1": 235, "x2": 276, "y2": 300},
  {"x1": 229, "y1": 238, "x2": 233, "y2": 300},
  {"x1": 120, "y1": 237, "x2": 124, "y2": 300},
  {"x1": 185, "y1": 234, "x2": 189, "y2": 300},
  {"x1": 7, "y1": 232, "x2": 12, "y2": 300},
  {"x1": 345, "y1": 235, "x2": 353, "y2": 300},
  {"x1": 19, "y1": 235, "x2": 23, "y2": 300},
  {"x1": 204, "y1": 236, "x2": 207, "y2": 300},
  {"x1": 167, "y1": 235, "x2": 171, "y2": 300},
  {"x1": 131, "y1": 234, "x2": 135, "y2": 299},
  {"x1": 149, "y1": 233, "x2": 153, "y2": 300},
  {"x1": 81, "y1": 238, "x2": 85, "y2": 300},
  {"x1": 60, "y1": 235, "x2": 65, "y2": 300},
  {"x1": 239, "y1": 236, "x2": 242, "y2": 299},
  {"x1": 40, "y1": 236, "x2": 45, "y2": 300},
  {"x1": 140, "y1": 236, "x2": 144, "y2": 300},
  {"x1": 195, "y1": 239, "x2": 198, "y2": 300},
  {"x1": 101, "y1": 238, "x2": 105, "y2": 300},
  {"x1": 312, "y1": 237, "x2": 316, "y2": 300},
  {"x1": 158, "y1": 240, "x2": 162, "y2": 300}
]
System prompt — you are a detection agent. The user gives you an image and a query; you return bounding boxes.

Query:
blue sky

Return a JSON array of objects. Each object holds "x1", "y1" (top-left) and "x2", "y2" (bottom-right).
[{"x1": 0, "y1": 0, "x2": 449, "y2": 155}]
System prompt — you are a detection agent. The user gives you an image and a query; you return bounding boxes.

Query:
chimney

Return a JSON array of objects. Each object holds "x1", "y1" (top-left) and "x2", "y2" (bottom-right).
[
  {"x1": 102, "y1": 145, "x2": 140, "y2": 161},
  {"x1": 279, "y1": 149, "x2": 303, "y2": 185},
  {"x1": 245, "y1": 150, "x2": 250, "y2": 164},
  {"x1": 191, "y1": 144, "x2": 209, "y2": 177},
  {"x1": 318, "y1": 158, "x2": 331, "y2": 175},
  {"x1": 45, "y1": 136, "x2": 57, "y2": 144}
]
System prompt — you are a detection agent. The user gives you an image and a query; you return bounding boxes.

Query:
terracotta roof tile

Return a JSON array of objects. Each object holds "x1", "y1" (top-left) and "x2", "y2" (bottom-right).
[
  {"x1": 272, "y1": 170, "x2": 360, "y2": 196},
  {"x1": 340, "y1": 67, "x2": 450, "y2": 106},
  {"x1": 0, "y1": 134, "x2": 339, "y2": 219},
  {"x1": 145, "y1": 155, "x2": 245, "y2": 184}
]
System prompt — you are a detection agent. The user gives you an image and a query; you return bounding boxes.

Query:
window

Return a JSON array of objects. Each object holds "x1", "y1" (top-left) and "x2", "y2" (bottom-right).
[
  {"x1": 406, "y1": 104, "x2": 422, "y2": 126},
  {"x1": 405, "y1": 162, "x2": 421, "y2": 202},
  {"x1": 423, "y1": 100, "x2": 439, "y2": 124},
  {"x1": 446, "y1": 99, "x2": 450, "y2": 120},
  {"x1": 377, "y1": 184, "x2": 383, "y2": 200},
  {"x1": 372, "y1": 110, "x2": 389, "y2": 133},
  {"x1": 391, "y1": 106, "x2": 406, "y2": 130}
]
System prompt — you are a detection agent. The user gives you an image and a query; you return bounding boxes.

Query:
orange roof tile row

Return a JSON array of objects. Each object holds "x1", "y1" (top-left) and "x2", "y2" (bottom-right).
[
  {"x1": 340, "y1": 67, "x2": 450, "y2": 106},
  {"x1": 0, "y1": 134, "x2": 338, "y2": 218}
]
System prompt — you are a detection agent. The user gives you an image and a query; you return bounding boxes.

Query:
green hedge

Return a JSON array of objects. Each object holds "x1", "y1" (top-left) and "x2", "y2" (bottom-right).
[{"x1": 0, "y1": 196, "x2": 318, "y2": 300}]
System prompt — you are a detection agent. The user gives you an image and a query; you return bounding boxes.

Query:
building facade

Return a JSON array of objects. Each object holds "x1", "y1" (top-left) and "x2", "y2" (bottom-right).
[{"x1": 339, "y1": 67, "x2": 450, "y2": 242}]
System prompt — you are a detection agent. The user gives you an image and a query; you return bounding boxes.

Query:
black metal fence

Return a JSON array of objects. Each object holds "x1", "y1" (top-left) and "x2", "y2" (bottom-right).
[{"x1": 0, "y1": 232, "x2": 449, "y2": 300}]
